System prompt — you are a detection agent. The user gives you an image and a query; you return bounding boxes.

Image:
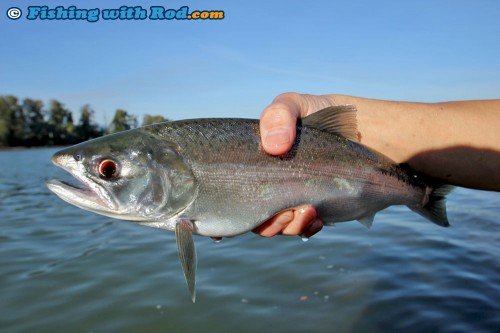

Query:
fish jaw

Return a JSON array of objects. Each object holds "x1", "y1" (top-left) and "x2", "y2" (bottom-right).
[
  {"x1": 47, "y1": 152, "x2": 120, "y2": 218},
  {"x1": 47, "y1": 179, "x2": 113, "y2": 213}
]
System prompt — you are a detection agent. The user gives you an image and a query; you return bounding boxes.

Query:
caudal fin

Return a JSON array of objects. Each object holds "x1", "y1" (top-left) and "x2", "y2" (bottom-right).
[{"x1": 409, "y1": 184, "x2": 454, "y2": 227}]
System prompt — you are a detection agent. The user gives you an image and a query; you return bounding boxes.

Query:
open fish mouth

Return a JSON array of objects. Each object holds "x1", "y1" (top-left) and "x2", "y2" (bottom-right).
[
  {"x1": 47, "y1": 178, "x2": 93, "y2": 199},
  {"x1": 46, "y1": 178, "x2": 116, "y2": 214}
]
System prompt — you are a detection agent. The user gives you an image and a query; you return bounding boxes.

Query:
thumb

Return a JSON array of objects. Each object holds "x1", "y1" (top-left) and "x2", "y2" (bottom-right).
[
  {"x1": 259, "y1": 101, "x2": 298, "y2": 155},
  {"x1": 259, "y1": 92, "x2": 335, "y2": 155}
]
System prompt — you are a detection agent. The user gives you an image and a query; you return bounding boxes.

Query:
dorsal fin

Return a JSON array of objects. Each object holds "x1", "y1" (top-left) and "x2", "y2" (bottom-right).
[{"x1": 301, "y1": 105, "x2": 358, "y2": 142}]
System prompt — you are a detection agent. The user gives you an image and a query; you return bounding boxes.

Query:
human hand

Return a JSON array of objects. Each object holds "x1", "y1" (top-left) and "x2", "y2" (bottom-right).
[
  {"x1": 253, "y1": 92, "x2": 336, "y2": 238},
  {"x1": 259, "y1": 92, "x2": 336, "y2": 155},
  {"x1": 253, "y1": 205, "x2": 323, "y2": 239}
]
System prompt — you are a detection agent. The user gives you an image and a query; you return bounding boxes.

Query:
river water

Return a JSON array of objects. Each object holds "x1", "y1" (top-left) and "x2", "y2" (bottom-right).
[{"x1": 1, "y1": 148, "x2": 499, "y2": 333}]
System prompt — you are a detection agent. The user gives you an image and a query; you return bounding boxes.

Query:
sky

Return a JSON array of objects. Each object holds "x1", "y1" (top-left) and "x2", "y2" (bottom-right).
[{"x1": 1, "y1": 0, "x2": 499, "y2": 125}]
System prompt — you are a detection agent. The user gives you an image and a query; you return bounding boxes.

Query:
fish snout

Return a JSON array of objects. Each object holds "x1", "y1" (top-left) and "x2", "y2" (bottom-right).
[{"x1": 51, "y1": 151, "x2": 76, "y2": 168}]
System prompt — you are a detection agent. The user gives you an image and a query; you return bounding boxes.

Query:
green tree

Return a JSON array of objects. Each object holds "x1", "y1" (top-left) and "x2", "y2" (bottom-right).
[
  {"x1": 22, "y1": 98, "x2": 48, "y2": 146},
  {"x1": 0, "y1": 98, "x2": 7, "y2": 146},
  {"x1": 48, "y1": 100, "x2": 67, "y2": 129},
  {"x1": 76, "y1": 104, "x2": 102, "y2": 141},
  {"x1": 0, "y1": 95, "x2": 23, "y2": 146},
  {"x1": 108, "y1": 109, "x2": 137, "y2": 133},
  {"x1": 65, "y1": 112, "x2": 76, "y2": 143},
  {"x1": 48, "y1": 99, "x2": 71, "y2": 144},
  {"x1": 142, "y1": 114, "x2": 169, "y2": 126}
]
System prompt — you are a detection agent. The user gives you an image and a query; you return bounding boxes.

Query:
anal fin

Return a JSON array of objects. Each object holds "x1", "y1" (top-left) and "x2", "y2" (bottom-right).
[
  {"x1": 357, "y1": 214, "x2": 375, "y2": 228},
  {"x1": 175, "y1": 219, "x2": 197, "y2": 303}
]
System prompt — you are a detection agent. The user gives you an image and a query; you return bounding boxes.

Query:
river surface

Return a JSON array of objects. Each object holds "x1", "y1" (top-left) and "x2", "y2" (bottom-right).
[{"x1": 1, "y1": 148, "x2": 499, "y2": 333}]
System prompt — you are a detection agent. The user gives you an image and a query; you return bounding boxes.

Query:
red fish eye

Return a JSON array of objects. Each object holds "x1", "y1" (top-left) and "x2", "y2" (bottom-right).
[{"x1": 98, "y1": 159, "x2": 119, "y2": 179}]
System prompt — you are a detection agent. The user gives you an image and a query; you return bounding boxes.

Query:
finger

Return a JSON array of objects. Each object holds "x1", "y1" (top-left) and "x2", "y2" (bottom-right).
[
  {"x1": 253, "y1": 210, "x2": 294, "y2": 238},
  {"x1": 260, "y1": 92, "x2": 334, "y2": 156},
  {"x1": 253, "y1": 205, "x2": 319, "y2": 238},
  {"x1": 281, "y1": 205, "x2": 317, "y2": 236},
  {"x1": 300, "y1": 218, "x2": 324, "y2": 239},
  {"x1": 259, "y1": 102, "x2": 299, "y2": 156}
]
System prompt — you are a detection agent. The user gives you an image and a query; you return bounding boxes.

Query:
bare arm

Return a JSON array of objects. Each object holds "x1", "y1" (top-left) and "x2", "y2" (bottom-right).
[
  {"x1": 335, "y1": 95, "x2": 500, "y2": 189},
  {"x1": 255, "y1": 92, "x2": 500, "y2": 237}
]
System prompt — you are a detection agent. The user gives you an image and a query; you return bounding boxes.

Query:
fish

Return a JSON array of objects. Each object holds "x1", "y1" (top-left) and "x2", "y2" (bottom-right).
[{"x1": 47, "y1": 105, "x2": 452, "y2": 302}]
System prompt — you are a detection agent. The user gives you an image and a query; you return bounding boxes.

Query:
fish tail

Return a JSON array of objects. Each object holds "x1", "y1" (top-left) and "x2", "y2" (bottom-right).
[{"x1": 408, "y1": 184, "x2": 454, "y2": 227}]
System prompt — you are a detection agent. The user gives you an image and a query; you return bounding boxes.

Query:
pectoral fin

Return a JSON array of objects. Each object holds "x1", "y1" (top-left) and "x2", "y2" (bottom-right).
[{"x1": 175, "y1": 219, "x2": 197, "y2": 303}]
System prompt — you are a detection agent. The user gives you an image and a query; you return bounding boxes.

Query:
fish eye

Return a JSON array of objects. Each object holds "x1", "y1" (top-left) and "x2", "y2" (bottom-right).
[
  {"x1": 98, "y1": 159, "x2": 120, "y2": 180},
  {"x1": 75, "y1": 154, "x2": 82, "y2": 161}
]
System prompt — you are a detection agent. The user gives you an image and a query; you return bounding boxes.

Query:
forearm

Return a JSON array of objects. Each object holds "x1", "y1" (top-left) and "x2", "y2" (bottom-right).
[{"x1": 329, "y1": 95, "x2": 500, "y2": 190}]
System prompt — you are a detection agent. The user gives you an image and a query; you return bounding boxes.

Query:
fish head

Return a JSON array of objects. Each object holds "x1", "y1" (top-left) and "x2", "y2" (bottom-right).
[{"x1": 47, "y1": 129, "x2": 197, "y2": 224}]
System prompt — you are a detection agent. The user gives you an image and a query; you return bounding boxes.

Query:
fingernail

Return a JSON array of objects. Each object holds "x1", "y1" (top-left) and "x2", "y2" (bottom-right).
[{"x1": 265, "y1": 128, "x2": 290, "y2": 148}]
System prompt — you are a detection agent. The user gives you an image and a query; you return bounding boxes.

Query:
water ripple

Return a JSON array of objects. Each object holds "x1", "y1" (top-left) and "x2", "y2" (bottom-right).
[{"x1": 1, "y1": 149, "x2": 500, "y2": 333}]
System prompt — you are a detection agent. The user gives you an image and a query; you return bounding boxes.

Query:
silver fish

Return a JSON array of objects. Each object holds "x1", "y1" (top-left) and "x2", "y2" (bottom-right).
[{"x1": 47, "y1": 105, "x2": 452, "y2": 302}]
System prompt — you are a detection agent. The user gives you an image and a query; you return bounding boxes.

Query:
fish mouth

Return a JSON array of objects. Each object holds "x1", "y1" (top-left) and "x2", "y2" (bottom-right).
[
  {"x1": 47, "y1": 177, "x2": 118, "y2": 215},
  {"x1": 47, "y1": 179, "x2": 92, "y2": 195}
]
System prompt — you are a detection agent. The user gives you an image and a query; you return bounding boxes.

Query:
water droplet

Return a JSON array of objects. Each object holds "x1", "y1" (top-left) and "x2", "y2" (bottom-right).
[{"x1": 301, "y1": 237, "x2": 309, "y2": 242}]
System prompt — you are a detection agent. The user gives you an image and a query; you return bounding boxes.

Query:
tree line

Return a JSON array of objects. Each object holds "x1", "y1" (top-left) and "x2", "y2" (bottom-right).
[{"x1": 0, "y1": 95, "x2": 168, "y2": 147}]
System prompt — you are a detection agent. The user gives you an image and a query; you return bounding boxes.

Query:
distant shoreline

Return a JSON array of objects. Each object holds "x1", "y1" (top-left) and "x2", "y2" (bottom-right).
[{"x1": 0, "y1": 145, "x2": 68, "y2": 151}]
